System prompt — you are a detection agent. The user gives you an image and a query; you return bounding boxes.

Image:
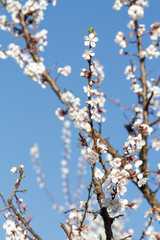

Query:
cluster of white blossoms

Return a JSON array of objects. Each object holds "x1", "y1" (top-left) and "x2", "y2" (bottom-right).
[
  {"x1": 66, "y1": 200, "x2": 135, "y2": 239},
  {"x1": 143, "y1": 44, "x2": 160, "y2": 60},
  {"x1": 113, "y1": 0, "x2": 148, "y2": 18},
  {"x1": 124, "y1": 64, "x2": 136, "y2": 80},
  {"x1": 2, "y1": 166, "x2": 35, "y2": 240},
  {"x1": 143, "y1": 206, "x2": 160, "y2": 239},
  {"x1": 143, "y1": 23, "x2": 160, "y2": 59},
  {"x1": 124, "y1": 64, "x2": 143, "y2": 93},
  {"x1": 102, "y1": 195, "x2": 128, "y2": 214},
  {"x1": 24, "y1": 61, "x2": 46, "y2": 88},
  {"x1": 0, "y1": 0, "x2": 59, "y2": 88},
  {"x1": 81, "y1": 139, "x2": 107, "y2": 165},
  {"x1": 114, "y1": 0, "x2": 160, "y2": 61},
  {"x1": 65, "y1": 208, "x2": 105, "y2": 239},
  {"x1": 103, "y1": 155, "x2": 142, "y2": 213},
  {"x1": 30, "y1": 143, "x2": 45, "y2": 189},
  {"x1": 102, "y1": 120, "x2": 151, "y2": 214},
  {"x1": 150, "y1": 22, "x2": 160, "y2": 40},
  {"x1": 113, "y1": 0, "x2": 128, "y2": 11},
  {"x1": 104, "y1": 119, "x2": 153, "y2": 213},
  {"x1": 35, "y1": 29, "x2": 48, "y2": 52},
  {"x1": 30, "y1": 144, "x2": 65, "y2": 214},
  {"x1": 58, "y1": 65, "x2": 71, "y2": 76},
  {"x1": 0, "y1": 0, "x2": 56, "y2": 29},
  {"x1": 133, "y1": 119, "x2": 153, "y2": 136},
  {"x1": 61, "y1": 120, "x2": 72, "y2": 206},
  {"x1": 114, "y1": 31, "x2": 127, "y2": 48},
  {"x1": 144, "y1": 226, "x2": 160, "y2": 240},
  {"x1": 124, "y1": 133, "x2": 145, "y2": 154},
  {"x1": 3, "y1": 219, "x2": 28, "y2": 240},
  {"x1": 145, "y1": 80, "x2": 160, "y2": 116},
  {"x1": 151, "y1": 137, "x2": 160, "y2": 151},
  {"x1": 56, "y1": 31, "x2": 106, "y2": 133},
  {"x1": 56, "y1": 91, "x2": 92, "y2": 132},
  {"x1": 65, "y1": 193, "x2": 134, "y2": 240},
  {"x1": 128, "y1": 5, "x2": 144, "y2": 21}
]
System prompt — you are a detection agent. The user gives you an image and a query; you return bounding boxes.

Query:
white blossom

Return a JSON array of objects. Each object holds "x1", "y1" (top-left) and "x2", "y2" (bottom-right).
[
  {"x1": 24, "y1": 61, "x2": 46, "y2": 87},
  {"x1": 84, "y1": 33, "x2": 98, "y2": 48},
  {"x1": 151, "y1": 137, "x2": 160, "y2": 151},
  {"x1": 82, "y1": 49, "x2": 95, "y2": 60},
  {"x1": 58, "y1": 65, "x2": 71, "y2": 76},
  {"x1": 95, "y1": 167, "x2": 104, "y2": 179},
  {"x1": 128, "y1": 5, "x2": 144, "y2": 20},
  {"x1": 115, "y1": 31, "x2": 127, "y2": 48},
  {"x1": 143, "y1": 44, "x2": 160, "y2": 59}
]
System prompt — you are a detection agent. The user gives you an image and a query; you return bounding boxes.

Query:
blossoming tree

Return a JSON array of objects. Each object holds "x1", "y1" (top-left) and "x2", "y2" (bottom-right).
[{"x1": 0, "y1": 0, "x2": 160, "y2": 239}]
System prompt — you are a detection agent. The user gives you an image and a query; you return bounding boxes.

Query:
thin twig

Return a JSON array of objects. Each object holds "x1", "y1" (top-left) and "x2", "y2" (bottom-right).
[{"x1": 60, "y1": 223, "x2": 72, "y2": 240}]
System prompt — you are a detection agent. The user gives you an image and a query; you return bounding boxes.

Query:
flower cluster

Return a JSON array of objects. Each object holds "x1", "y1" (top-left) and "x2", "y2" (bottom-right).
[
  {"x1": 3, "y1": 219, "x2": 28, "y2": 240},
  {"x1": 115, "y1": 31, "x2": 127, "y2": 48},
  {"x1": 151, "y1": 137, "x2": 160, "y2": 151},
  {"x1": 30, "y1": 143, "x2": 65, "y2": 214},
  {"x1": 24, "y1": 61, "x2": 46, "y2": 88},
  {"x1": 58, "y1": 65, "x2": 71, "y2": 76},
  {"x1": 81, "y1": 139, "x2": 107, "y2": 165},
  {"x1": 56, "y1": 30, "x2": 106, "y2": 132},
  {"x1": 61, "y1": 120, "x2": 72, "y2": 207},
  {"x1": 30, "y1": 143, "x2": 45, "y2": 188},
  {"x1": 133, "y1": 119, "x2": 153, "y2": 136},
  {"x1": 0, "y1": 0, "x2": 59, "y2": 88}
]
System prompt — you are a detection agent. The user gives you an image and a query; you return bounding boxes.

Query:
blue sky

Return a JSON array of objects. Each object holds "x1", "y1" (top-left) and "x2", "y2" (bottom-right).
[{"x1": 0, "y1": 0, "x2": 160, "y2": 239}]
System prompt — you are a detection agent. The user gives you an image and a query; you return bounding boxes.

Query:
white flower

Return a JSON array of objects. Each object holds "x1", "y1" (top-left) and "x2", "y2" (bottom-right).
[
  {"x1": 102, "y1": 195, "x2": 128, "y2": 213},
  {"x1": 0, "y1": 50, "x2": 7, "y2": 59},
  {"x1": 131, "y1": 83, "x2": 142, "y2": 93},
  {"x1": 138, "y1": 24, "x2": 146, "y2": 35},
  {"x1": 61, "y1": 91, "x2": 75, "y2": 104},
  {"x1": 144, "y1": 44, "x2": 160, "y2": 59},
  {"x1": 136, "y1": 134, "x2": 145, "y2": 151},
  {"x1": 124, "y1": 163, "x2": 132, "y2": 170},
  {"x1": 19, "y1": 165, "x2": 24, "y2": 170},
  {"x1": 83, "y1": 85, "x2": 92, "y2": 97},
  {"x1": 137, "y1": 173, "x2": 147, "y2": 187},
  {"x1": 113, "y1": 0, "x2": 123, "y2": 11},
  {"x1": 115, "y1": 31, "x2": 127, "y2": 48},
  {"x1": 124, "y1": 65, "x2": 136, "y2": 80},
  {"x1": 3, "y1": 219, "x2": 26, "y2": 240},
  {"x1": 58, "y1": 65, "x2": 71, "y2": 76},
  {"x1": 30, "y1": 143, "x2": 39, "y2": 158},
  {"x1": 84, "y1": 33, "x2": 98, "y2": 48},
  {"x1": 10, "y1": 167, "x2": 17, "y2": 174},
  {"x1": 140, "y1": 124, "x2": 153, "y2": 136},
  {"x1": 82, "y1": 49, "x2": 95, "y2": 60},
  {"x1": 93, "y1": 59, "x2": 105, "y2": 83},
  {"x1": 80, "y1": 201, "x2": 86, "y2": 208},
  {"x1": 135, "y1": 160, "x2": 143, "y2": 168},
  {"x1": 95, "y1": 167, "x2": 104, "y2": 179},
  {"x1": 133, "y1": 119, "x2": 142, "y2": 127},
  {"x1": 127, "y1": 20, "x2": 135, "y2": 30},
  {"x1": 55, "y1": 107, "x2": 65, "y2": 121},
  {"x1": 151, "y1": 137, "x2": 160, "y2": 151},
  {"x1": 0, "y1": 15, "x2": 7, "y2": 31},
  {"x1": 52, "y1": 0, "x2": 57, "y2": 6},
  {"x1": 24, "y1": 61, "x2": 46, "y2": 87},
  {"x1": 112, "y1": 158, "x2": 121, "y2": 168},
  {"x1": 128, "y1": 5, "x2": 144, "y2": 20},
  {"x1": 150, "y1": 22, "x2": 160, "y2": 40},
  {"x1": 117, "y1": 183, "x2": 127, "y2": 195},
  {"x1": 136, "y1": 0, "x2": 149, "y2": 8},
  {"x1": 81, "y1": 147, "x2": 99, "y2": 165}
]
